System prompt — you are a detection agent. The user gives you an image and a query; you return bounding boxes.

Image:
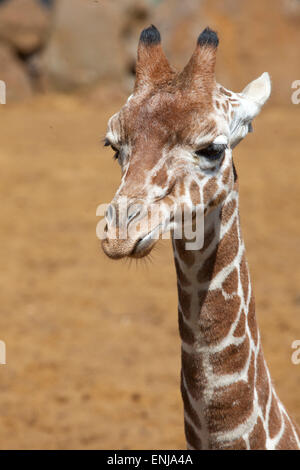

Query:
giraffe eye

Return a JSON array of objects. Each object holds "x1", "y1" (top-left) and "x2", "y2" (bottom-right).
[
  {"x1": 104, "y1": 138, "x2": 120, "y2": 160},
  {"x1": 196, "y1": 143, "x2": 227, "y2": 160}
]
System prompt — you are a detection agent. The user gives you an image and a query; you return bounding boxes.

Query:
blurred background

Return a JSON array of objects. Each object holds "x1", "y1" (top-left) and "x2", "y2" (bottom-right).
[{"x1": 0, "y1": 0, "x2": 299, "y2": 449}]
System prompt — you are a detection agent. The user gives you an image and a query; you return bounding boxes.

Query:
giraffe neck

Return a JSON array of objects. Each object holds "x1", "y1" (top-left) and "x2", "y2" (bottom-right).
[{"x1": 172, "y1": 184, "x2": 300, "y2": 450}]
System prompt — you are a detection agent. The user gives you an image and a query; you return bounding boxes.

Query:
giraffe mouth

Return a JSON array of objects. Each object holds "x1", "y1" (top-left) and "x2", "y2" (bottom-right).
[{"x1": 130, "y1": 223, "x2": 163, "y2": 258}]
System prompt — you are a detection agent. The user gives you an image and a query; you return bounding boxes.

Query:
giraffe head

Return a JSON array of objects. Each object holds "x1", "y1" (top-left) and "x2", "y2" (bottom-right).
[{"x1": 102, "y1": 25, "x2": 271, "y2": 259}]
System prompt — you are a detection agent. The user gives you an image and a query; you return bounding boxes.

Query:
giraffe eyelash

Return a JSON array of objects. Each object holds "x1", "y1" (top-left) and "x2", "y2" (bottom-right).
[
  {"x1": 104, "y1": 138, "x2": 120, "y2": 160},
  {"x1": 195, "y1": 143, "x2": 227, "y2": 160}
]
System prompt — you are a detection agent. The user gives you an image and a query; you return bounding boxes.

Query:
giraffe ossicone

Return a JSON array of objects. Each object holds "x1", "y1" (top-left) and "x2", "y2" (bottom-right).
[{"x1": 101, "y1": 25, "x2": 300, "y2": 449}]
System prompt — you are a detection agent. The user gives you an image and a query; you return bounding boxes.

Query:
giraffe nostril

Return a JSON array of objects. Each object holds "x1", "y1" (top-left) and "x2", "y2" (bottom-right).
[
  {"x1": 128, "y1": 209, "x2": 141, "y2": 223},
  {"x1": 127, "y1": 203, "x2": 143, "y2": 226},
  {"x1": 127, "y1": 210, "x2": 141, "y2": 228},
  {"x1": 106, "y1": 204, "x2": 115, "y2": 224}
]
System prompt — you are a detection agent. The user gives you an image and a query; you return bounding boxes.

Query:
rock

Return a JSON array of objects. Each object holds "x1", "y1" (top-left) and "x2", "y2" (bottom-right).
[
  {"x1": 0, "y1": 0, "x2": 51, "y2": 54},
  {"x1": 283, "y1": 0, "x2": 300, "y2": 17},
  {"x1": 39, "y1": 0, "x2": 146, "y2": 91},
  {"x1": 0, "y1": 43, "x2": 33, "y2": 101}
]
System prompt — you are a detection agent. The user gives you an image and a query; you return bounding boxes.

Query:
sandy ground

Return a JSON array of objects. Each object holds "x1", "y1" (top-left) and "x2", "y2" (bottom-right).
[{"x1": 0, "y1": 92, "x2": 299, "y2": 449}]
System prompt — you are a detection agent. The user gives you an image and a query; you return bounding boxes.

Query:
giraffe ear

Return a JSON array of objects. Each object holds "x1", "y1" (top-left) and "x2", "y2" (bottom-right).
[
  {"x1": 242, "y1": 72, "x2": 271, "y2": 108},
  {"x1": 134, "y1": 25, "x2": 175, "y2": 91}
]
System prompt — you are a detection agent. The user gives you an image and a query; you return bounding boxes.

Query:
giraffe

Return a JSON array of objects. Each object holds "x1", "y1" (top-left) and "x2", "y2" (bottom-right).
[{"x1": 101, "y1": 25, "x2": 300, "y2": 450}]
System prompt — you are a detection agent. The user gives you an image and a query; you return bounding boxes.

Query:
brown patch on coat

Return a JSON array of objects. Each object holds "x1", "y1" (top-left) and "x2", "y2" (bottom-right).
[
  {"x1": 220, "y1": 87, "x2": 232, "y2": 97},
  {"x1": 276, "y1": 414, "x2": 299, "y2": 449},
  {"x1": 256, "y1": 349, "x2": 270, "y2": 419},
  {"x1": 212, "y1": 218, "x2": 239, "y2": 277},
  {"x1": 178, "y1": 286, "x2": 192, "y2": 319},
  {"x1": 220, "y1": 198, "x2": 237, "y2": 224},
  {"x1": 268, "y1": 393, "x2": 283, "y2": 439},
  {"x1": 200, "y1": 226, "x2": 216, "y2": 252},
  {"x1": 240, "y1": 253, "x2": 249, "y2": 302},
  {"x1": 198, "y1": 289, "x2": 208, "y2": 309},
  {"x1": 222, "y1": 165, "x2": 231, "y2": 185},
  {"x1": 150, "y1": 165, "x2": 168, "y2": 187},
  {"x1": 197, "y1": 218, "x2": 239, "y2": 283},
  {"x1": 190, "y1": 180, "x2": 201, "y2": 206},
  {"x1": 175, "y1": 239, "x2": 195, "y2": 267},
  {"x1": 197, "y1": 248, "x2": 217, "y2": 283},
  {"x1": 248, "y1": 350, "x2": 256, "y2": 386},
  {"x1": 249, "y1": 417, "x2": 267, "y2": 449},
  {"x1": 210, "y1": 335, "x2": 250, "y2": 375},
  {"x1": 184, "y1": 419, "x2": 202, "y2": 450},
  {"x1": 221, "y1": 438, "x2": 247, "y2": 450},
  {"x1": 178, "y1": 310, "x2": 195, "y2": 344},
  {"x1": 233, "y1": 310, "x2": 246, "y2": 337},
  {"x1": 181, "y1": 372, "x2": 202, "y2": 431},
  {"x1": 210, "y1": 190, "x2": 227, "y2": 208},
  {"x1": 206, "y1": 376, "x2": 254, "y2": 433},
  {"x1": 223, "y1": 268, "x2": 238, "y2": 295},
  {"x1": 222, "y1": 101, "x2": 229, "y2": 113},
  {"x1": 247, "y1": 294, "x2": 258, "y2": 345},
  {"x1": 181, "y1": 349, "x2": 206, "y2": 401},
  {"x1": 174, "y1": 258, "x2": 191, "y2": 287},
  {"x1": 177, "y1": 178, "x2": 186, "y2": 197},
  {"x1": 203, "y1": 179, "x2": 218, "y2": 206},
  {"x1": 199, "y1": 290, "x2": 241, "y2": 344}
]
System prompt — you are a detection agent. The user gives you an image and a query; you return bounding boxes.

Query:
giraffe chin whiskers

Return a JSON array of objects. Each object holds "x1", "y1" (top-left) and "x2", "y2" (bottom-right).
[{"x1": 130, "y1": 238, "x2": 156, "y2": 259}]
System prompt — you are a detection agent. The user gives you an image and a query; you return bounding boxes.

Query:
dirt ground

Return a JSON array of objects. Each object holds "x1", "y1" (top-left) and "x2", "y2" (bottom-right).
[{"x1": 0, "y1": 91, "x2": 299, "y2": 449}]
